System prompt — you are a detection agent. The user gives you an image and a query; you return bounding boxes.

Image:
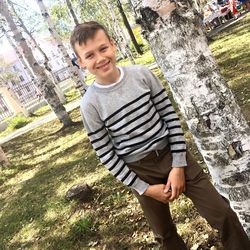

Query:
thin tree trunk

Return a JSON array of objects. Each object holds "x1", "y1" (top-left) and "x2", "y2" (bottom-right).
[
  {"x1": 105, "y1": 20, "x2": 126, "y2": 59},
  {"x1": 36, "y1": 0, "x2": 87, "y2": 96},
  {"x1": 116, "y1": 0, "x2": 143, "y2": 55},
  {"x1": 103, "y1": 0, "x2": 135, "y2": 64},
  {"x1": 1, "y1": 25, "x2": 31, "y2": 116},
  {"x1": 9, "y1": 2, "x2": 66, "y2": 103},
  {"x1": 65, "y1": 0, "x2": 79, "y2": 25},
  {"x1": 0, "y1": 0, "x2": 72, "y2": 126},
  {"x1": 1, "y1": 26, "x2": 35, "y2": 83},
  {"x1": 132, "y1": 0, "x2": 250, "y2": 235}
]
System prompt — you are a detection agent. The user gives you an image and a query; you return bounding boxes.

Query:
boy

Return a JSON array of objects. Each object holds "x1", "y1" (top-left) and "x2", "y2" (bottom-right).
[{"x1": 70, "y1": 21, "x2": 250, "y2": 249}]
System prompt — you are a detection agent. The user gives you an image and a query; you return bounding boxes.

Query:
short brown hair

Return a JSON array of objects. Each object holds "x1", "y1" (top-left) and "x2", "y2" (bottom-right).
[{"x1": 70, "y1": 21, "x2": 111, "y2": 57}]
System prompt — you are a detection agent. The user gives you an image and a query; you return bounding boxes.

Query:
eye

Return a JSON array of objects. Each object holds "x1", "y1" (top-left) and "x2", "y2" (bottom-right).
[
  {"x1": 100, "y1": 47, "x2": 108, "y2": 52},
  {"x1": 85, "y1": 54, "x2": 93, "y2": 59}
]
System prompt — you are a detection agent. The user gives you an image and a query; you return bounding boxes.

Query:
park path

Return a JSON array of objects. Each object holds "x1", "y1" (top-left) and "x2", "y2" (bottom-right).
[
  {"x1": 0, "y1": 99, "x2": 81, "y2": 145},
  {"x1": 0, "y1": 63, "x2": 158, "y2": 145}
]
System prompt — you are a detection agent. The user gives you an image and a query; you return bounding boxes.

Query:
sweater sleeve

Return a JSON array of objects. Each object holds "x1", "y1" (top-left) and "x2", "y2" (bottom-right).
[
  {"x1": 80, "y1": 102, "x2": 149, "y2": 195},
  {"x1": 142, "y1": 67, "x2": 187, "y2": 167}
]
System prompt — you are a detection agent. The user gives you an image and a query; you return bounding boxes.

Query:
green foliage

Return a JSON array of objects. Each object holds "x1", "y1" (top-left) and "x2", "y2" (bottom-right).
[
  {"x1": 32, "y1": 105, "x2": 51, "y2": 117},
  {"x1": 131, "y1": 25, "x2": 148, "y2": 48},
  {"x1": 50, "y1": 3, "x2": 73, "y2": 38},
  {"x1": 7, "y1": 115, "x2": 32, "y2": 130},
  {"x1": 71, "y1": 216, "x2": 95, "y2": 238},
  {"x1": 0, "y1": 59, "x2": 19, "y2": 86},
  {"x1": 65, "y1": 89, "x2": 81, "y2": 103}
]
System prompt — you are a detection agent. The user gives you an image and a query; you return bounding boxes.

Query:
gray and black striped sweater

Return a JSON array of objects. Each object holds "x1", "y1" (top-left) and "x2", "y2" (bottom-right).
[{"x1": 80, "y1": 65, "x2": 187, "y2": 195}]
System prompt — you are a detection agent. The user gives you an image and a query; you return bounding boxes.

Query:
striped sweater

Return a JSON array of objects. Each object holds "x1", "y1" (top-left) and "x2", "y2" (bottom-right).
[{"x1": 80, "y1": 65, "x2": 187, "y2": 195}]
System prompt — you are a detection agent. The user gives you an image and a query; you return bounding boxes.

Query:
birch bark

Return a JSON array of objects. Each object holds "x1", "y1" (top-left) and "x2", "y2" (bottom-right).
[
  {"x1": 9, "y1": 2, "x2": 66, "y2": 103},
  {"x1": 1, "y1": 26, "x2": 35, "y2": 83},
  {"x1": 103, "y1": 0, "x2": 135, "y2": 64},
  {"x1": 116, "y1": 0, "x2": 143, "y2": 55},
  {"x1": 131, "y1": 0, "x2": 250, "y2": 235},
  {"x1": 0, "y1": 25, "x2": 30, "y2": 116},
  {"x1": 65, "y1": 0, "x2": 79, "y2": 25},
  {"x1": 36, "y1": 0, "x2": 87, "y2": 96},
  {"x1": 0, "y1": 0, "x2": 72, "y2": 126}
]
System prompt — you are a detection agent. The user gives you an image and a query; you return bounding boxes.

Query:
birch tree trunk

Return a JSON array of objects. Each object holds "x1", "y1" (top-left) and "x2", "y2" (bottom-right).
[
  {"x1": 2, "y1": 26, "x2": 35, "y2": 83},
  {"x1": 9, "y1": 2, "x2": 66, "y2": 103},
  {"x1": 36, "y1": 0, "x2": 87, "y2": 96},
  {"x1": 0, "y1": 25, "x2": 31, "y2": 116},
  {"x1": 131, "y1": 0, "x2": 250, "y2": 235},
  {"x1": 0, "y1": 0, "x2": 72, "y2": 126},
  {"x1": 65, "y1": 0, "x2": 79, "y2": 25},
  {"x1": 116, "y1": 0, "x2": 143, "y2": 55},
  {"x1": 103, "y1": 0, "x2": 135, "y2": 64}
]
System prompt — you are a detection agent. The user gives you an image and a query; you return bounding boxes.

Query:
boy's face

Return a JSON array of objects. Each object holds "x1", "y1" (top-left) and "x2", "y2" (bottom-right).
[{"x1": 75, "y1": 29, "x2": 117, "y2": 83}]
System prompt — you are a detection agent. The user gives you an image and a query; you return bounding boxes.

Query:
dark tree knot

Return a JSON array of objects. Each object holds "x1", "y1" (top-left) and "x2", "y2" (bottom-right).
[
  {"x1": 228, "y1": 141, "x2": 243, "y2": 159},
  {"x1": 138, "y1": 7, "x2": 160, "y2": 33}
]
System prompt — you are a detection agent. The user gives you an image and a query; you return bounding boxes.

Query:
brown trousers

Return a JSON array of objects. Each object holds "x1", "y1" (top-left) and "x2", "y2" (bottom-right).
[{"x1": 128, "y1": 146, "x2": 250, "y2": 250}]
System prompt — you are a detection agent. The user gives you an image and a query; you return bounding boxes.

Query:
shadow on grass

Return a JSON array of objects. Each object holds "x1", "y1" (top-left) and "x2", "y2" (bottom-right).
[{"x1": 0, "y1": 109, "x2": 101, "y2": 249}]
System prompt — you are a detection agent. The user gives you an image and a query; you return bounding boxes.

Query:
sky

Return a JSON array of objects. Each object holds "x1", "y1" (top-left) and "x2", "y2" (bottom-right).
[{"x1": 0, "y1": 0, "x2": 57, "y2": 59}]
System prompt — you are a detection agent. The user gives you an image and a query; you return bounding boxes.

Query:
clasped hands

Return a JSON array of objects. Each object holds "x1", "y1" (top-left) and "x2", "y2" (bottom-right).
[{"x1": 143, "y1": 167, "x2": 186, "y2": 204}]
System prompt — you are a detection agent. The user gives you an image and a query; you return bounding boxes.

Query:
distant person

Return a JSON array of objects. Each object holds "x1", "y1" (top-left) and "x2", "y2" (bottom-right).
[
  {"x1": 70, "y1": 21, "x2": 250, "y2": 249},
  {"x1": 239, "y1": 0, "x2": 250, "y2": 10},
  {"x1": 71, "y1": 56, "x2": 85, "y2": 83}
]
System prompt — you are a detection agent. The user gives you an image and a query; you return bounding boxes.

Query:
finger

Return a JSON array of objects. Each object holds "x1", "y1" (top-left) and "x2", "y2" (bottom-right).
[
  {"x1": 175, "y1": 190, "x2": 180, "y2": 200},
  {"x1": 164, "y1": 181, "x2": 171, "y2": 193},
  {"x1": 180, "y1": 184, "x2": 185, "y2": 194},
  {"x1": 170, "y1": 187, "x2": 177, "y2": 201},
  {"x1": 176, "y1": 188, "x2": 182, "y2": 200}
]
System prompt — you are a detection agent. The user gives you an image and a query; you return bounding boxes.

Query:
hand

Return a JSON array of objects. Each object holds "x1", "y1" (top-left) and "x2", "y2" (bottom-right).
[
  {"x1": 143, "y1": 184, "x2": 172, "y2": 204},
  {"x1": 164, "y1": 167, "x2": 186, "y2": 202}
]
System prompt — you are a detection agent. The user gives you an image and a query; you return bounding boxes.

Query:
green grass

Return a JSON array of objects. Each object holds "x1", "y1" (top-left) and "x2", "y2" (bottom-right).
[
  {"x1": 209, "y1": 13, "x2": 250, "y2": 123},
  {"x1": 1, "y1": 14, "x2": 249, "y2": 250}
]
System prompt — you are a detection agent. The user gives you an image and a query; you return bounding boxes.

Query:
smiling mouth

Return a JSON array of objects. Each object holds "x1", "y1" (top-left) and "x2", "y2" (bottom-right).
[{"x1": 97, "y1": 61, "x2": 110, "y2": 69}]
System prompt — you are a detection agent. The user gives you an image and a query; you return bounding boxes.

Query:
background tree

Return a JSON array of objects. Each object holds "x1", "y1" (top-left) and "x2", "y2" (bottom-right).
[
  {"x1": 131, "y1": 0, "x2": 250, "y2": 235},
  {"x1": 0, "y1": 57, "x2": 30, "y2": 116},
  {"x1": 0, "y1": 0, "x2": 73, "y2": 126},
  {"x1": 65, "y1": 0, "x2": 79, "y2": 25},
  {"x1": 103, "y1": 0, "x2": 135, "y2": 63},
  {"x1": 1, "y1": 23, "x2": 36, "y2": 86},
  {"x1": 50, "y1": 0, "x2": 136, "y2": 62},
  {"x1": 116, "y1": 0, "x2": 143, "y2": 55},
  {"x1": 36, "y1": 0, "x2": 87, "y2": 96},
  {"x1": 9, "y1": 2, "x2": 66, "y2": 103}
]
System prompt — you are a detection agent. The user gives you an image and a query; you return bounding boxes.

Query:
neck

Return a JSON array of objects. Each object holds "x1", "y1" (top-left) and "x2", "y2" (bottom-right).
[{"x1": 96, "y1": 66, "x2": 120, "y2": 85}]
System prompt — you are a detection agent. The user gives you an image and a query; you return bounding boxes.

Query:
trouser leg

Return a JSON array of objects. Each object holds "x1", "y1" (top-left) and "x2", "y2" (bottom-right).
[
  {"x1": 128, "y1": 147, "x2": 187, "y2": 250},
  {"x1": 184, "y1": 151, "x2": 250, "y2": 250},
  {"x1": 133, "y1": 190, "x2": 187, "y2": 250}
]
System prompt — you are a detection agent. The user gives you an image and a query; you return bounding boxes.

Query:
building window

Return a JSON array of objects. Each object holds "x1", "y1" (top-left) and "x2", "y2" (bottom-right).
[
  {"x1": 19, "y1": 75, "x2": 24, "y2": 81},
  {"x1": 11, "y1": 80, "x2": 16, "y2": 86}
]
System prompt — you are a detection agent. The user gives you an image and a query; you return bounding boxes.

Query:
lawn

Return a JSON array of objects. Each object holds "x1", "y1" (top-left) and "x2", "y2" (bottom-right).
[{"x1": 0, "y1": 13, "x2": 249, "y2": 250}]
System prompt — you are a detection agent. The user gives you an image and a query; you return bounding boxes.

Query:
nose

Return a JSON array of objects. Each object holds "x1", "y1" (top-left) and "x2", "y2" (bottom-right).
[{"x1": 96, "y1": 52, "x2": 105, "y2": 64}]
